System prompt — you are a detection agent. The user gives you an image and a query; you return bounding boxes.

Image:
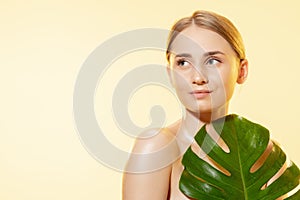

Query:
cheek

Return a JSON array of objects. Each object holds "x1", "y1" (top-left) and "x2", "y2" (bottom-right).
[
  {"x1": 209, "y1": 65, "x2": 238, "y2": 94},
  {"x1": 221, "y1": 68, "x2": 238, "y2": 97},
  {"x1": 170, "y1": 70, "x2": 191, "y2": 90}
]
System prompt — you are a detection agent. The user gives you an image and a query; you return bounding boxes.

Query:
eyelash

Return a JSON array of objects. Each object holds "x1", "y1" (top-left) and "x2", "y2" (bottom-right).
[
  {"x1": 206, "y1": 57, "x2": 222, "y2": 65},
  {"x1": 176, "y1": 58, "x2": 190, "y2": 67},
  {"x1": 175, "y1": 57, "x2": 222, "y2": 68}
]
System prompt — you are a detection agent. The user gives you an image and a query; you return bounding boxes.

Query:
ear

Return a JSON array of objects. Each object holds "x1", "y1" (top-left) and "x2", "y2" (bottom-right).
[{"x1": 237, "y1": 59, "x2": 248, "y2": 84}]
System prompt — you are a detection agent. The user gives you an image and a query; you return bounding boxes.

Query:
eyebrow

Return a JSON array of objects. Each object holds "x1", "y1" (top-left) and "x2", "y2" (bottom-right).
[
  {"x1": 174, "y1": 51, "x2": 225, "y2": 58},
  {"x1": 203, "y1": 51, "x2": 225, "y2": 57},
  {"x1": 175, "y1": 53, "x2": 192, "y2": 58}
]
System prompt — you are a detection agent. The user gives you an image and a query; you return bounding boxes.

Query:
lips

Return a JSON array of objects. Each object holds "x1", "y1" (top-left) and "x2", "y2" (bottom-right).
[{"x1": 190, "y1": 89, "x2": 212, "y2": 99}]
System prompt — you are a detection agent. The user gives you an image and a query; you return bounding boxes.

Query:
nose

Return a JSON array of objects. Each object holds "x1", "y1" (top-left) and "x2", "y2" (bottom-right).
[{"x1": 192, "y1": 69, "x2": 208, "y2": 85}]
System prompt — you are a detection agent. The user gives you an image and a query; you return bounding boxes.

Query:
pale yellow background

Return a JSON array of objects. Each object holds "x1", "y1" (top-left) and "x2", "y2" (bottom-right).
[{"x1": 1, "y1": 0, "x2": 300, "y2": 199}]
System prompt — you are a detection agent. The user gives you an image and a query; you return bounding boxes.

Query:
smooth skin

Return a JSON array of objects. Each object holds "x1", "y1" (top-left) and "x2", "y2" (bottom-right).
[{"x1": 123, "y1": 26, "x2": 287, "y2": 200}]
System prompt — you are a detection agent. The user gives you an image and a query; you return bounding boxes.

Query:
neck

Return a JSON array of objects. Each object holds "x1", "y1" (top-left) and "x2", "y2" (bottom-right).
[
  {"x1": 193, "y1": 104, "x2": 229, "y2": 123},
  {"x1": 175, "y1": 104, "x2": 229, "y2": 153}
]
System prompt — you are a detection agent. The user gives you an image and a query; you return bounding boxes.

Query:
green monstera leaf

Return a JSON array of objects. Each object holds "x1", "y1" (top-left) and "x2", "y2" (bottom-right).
[{"x1": 179, "y1": 114, "x2": 300, "y2": 200}]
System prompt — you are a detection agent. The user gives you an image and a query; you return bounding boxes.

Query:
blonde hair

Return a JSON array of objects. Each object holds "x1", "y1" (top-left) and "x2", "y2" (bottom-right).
[{"x1": 166, "y1": 10, "x2": 245, "y2": 61}]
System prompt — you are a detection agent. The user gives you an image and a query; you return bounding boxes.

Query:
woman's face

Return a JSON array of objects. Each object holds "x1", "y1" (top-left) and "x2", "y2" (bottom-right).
[{"x1": 167, "y1": 26, "x2": 246, "y2": 116}]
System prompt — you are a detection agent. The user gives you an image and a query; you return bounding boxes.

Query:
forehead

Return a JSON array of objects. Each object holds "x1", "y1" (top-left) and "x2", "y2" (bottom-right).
[{"x1": 169, "y1": 26, "x2": 235, "y2": 57}]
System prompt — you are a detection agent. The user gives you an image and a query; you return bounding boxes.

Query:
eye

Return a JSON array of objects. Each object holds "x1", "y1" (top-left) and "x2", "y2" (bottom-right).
[
  {"x1": 176, "y1": 58, "x2": 191, "y2": 67},
  {"x1": 206, "y1": 58, "x2": 221, "y2": 66}
]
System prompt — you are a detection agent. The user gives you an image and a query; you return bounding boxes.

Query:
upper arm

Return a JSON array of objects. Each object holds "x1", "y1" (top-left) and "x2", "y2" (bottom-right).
[{"x1": 122, "y1": 128, "x2": 179, "y2": 200}]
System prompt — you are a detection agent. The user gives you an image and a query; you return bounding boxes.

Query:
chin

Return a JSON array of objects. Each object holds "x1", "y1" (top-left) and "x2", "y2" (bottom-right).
[
  {"x1": 185, "y1": 107, "x2": 212, "y2": 116},
  {"x1": 185, "y1": 104, "x2": 228, "y2": 118}
]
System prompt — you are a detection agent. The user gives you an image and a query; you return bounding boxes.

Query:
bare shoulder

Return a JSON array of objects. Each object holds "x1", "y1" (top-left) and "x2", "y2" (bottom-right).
[
  {"x1": 131, "y1": 127, "x2": 177, "y2": 153},
  {"x1": 130, "y1": 119, "x2": 181, "y2": 154},
  {"x1": 126, "y1": 123, "x2": 181, "y2": 173},
  {"x1": 122, "y1": 123, "x2": 181, "y2": 200}
]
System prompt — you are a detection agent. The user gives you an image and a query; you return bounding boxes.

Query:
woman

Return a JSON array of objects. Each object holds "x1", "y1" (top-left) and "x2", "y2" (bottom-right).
[{"x1": 122, "y1": 10, "x2": 287, "y2": 199}]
